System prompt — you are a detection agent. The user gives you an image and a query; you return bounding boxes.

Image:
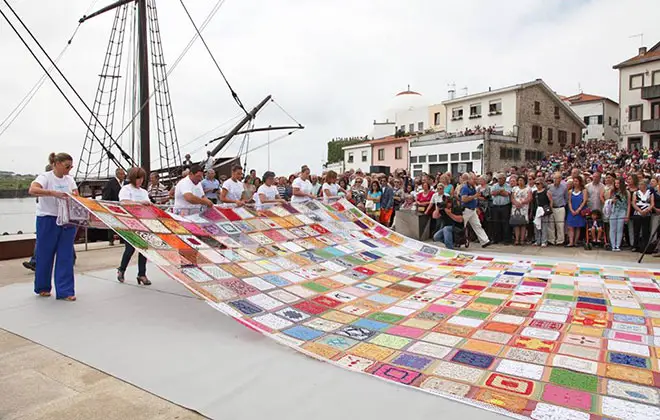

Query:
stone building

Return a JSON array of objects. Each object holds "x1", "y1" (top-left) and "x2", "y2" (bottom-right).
[{"x1": 438, "y1": 79, "x2": 585, "y2": 173}]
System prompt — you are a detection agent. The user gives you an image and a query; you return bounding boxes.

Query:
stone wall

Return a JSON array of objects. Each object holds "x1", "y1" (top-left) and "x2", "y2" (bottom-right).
[{"x1": 486, "y1": 83, "x2": 584, "y2": 172}]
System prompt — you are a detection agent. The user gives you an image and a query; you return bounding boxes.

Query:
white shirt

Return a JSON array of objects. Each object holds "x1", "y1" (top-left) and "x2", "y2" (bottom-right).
[
  {"x1": 174, "y1": 176, "x2": 204, "y2": 211},
  {"x1": 34, "y1": 171, "x2": 77, "y2": 217},
  {"x1": 291, "y1": 177, "x2": 313, "y2": 204},
  {"x1": 118, "y1": 184, "x2": 150, "y2": 203},
  {"x1": 255, "y1": 184, "x2": 279, "y2": 209},
  {"x1": 322, "y1": 182, "x2": 339, "y2": 203},
  {"x1": 222, "y1": 178, "x2": 245, "y2": 202}
]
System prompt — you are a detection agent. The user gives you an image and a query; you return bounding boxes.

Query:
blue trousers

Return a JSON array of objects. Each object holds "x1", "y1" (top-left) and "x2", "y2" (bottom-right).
[
  {"x1": 34, "y1": 216, "x2": 76, "y2": 298},
  {"x1": 433, "y1": 225, "x2": 454, "y2": 249}
]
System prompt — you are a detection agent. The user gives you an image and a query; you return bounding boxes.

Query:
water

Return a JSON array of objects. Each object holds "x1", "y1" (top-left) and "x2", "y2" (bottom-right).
[{"x1": 0, "y1": 198, "x2": 36, "y2": 235}]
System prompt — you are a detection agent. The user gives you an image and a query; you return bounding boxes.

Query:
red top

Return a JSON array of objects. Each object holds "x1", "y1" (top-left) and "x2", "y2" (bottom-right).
[{"x1": 417, "y1": 190, "x2": 434, "y2": 203}]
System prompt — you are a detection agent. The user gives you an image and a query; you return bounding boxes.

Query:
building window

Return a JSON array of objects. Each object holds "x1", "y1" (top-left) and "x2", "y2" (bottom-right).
[
  {"x1": 347, "y1": 152, "x2": 354, "y2": 163},
  {"x1": 469, "y1": 103, "x2": 482, "y2": 118},
  {"x1": 534, "y1": 101, "x2": 541, "y2": 115},
  {"x1": 488, "y1": 100, "x2": 502, "y2": 115},
  {"x1": 547, "y1": 128, "x2": 553, "y2": 144},
  {"x1": 653, "y1": 70, "x2": 660, "y2": 86},
  {"x1": 629, "y1": 105, "x2": 643, "y2": 122},
  {"x1": 433, "y1": 112, "x2": 442, "y2": 126},
  {"x1": 451, "y1": 107, "x2": 463, "y2": 120},
  {"x1": 361, "y1": 150, "x2": 368, "y2": 162},
  {"x1": 532, "y1": 125, "x2": 542, "y2": 142},
  {"x1": 609, "y1": 116, "x2": 612, "y2": 126},
  {"x1": 651, "y1": 102, "x2": 660, "y2": 120},
  {"x1": 428, "y1": 154, "x2": 438, "y2": 163},
  {"x1": 500, "y1": 147, "x2": 521, "y2": 161},
  {"x1": 558, "y1": 130, "x2": 567, "y2": 145},
  {"x1": 472, "y1": 151, "x2": 482, "y2": 160},
  {"x1": 418, "y1": 122, "x2": 424, "y2": 132},
  {"x1": 554, "y1": 106, "x2": 560, "y2": 120},
  {"x1": 409, "y1": 123, "x2": 414, "y2": 133},
  {"x1": 461, "y1": 152, "x2": 470, "y2": 160},
  {"x1": 394, "y1": 147, "x2": 402, "y2": 160},
  {"x1": 587, "y1": 115, "x2": 602, "y2": 125},
  {"x1": 399, "y1": 125, "x2": 405, "y2": 133},
  {"x1": 450, "y1": 153, "x2": 459, "y2": 161},
  {"x1": 571, "y1": 132, "x2": 577, "y2": 146},
  {"x1": 629, "y1": 73, "x2": 644, "y2": 90},
  {"x1": 418, "y1": 155, "x2": 427, "y2": 163},
  {"x1": 525, "y1": 150, "x2": 545, "y2": 161},
  {"x1": 438, "y1": 154, "x2": 448, "y2": 162},
  {"x1": 410, "y1": 156, "x2": 418, "y2": 164},
  {"x1": 377, "y1": 148, "x2": 385, "y2": 161}
]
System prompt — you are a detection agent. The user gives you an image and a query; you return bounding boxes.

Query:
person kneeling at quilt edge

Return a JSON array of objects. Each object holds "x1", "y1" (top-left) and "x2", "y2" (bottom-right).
[{"x1": 433, "y1": 197, "x2": 464, "y2": 250}]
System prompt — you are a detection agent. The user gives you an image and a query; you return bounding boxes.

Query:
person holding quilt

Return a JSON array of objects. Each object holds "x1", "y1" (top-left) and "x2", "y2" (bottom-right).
[{"x1": 117, "y1": 167, "x2": 152, "y2": 286}]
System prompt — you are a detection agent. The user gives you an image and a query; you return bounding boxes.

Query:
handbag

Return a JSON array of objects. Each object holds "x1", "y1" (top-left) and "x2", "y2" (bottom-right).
[
  {"x1": 542, "y1": 205, "x2": 552, "y2": 216},
  {"x1": 365, "y1": 200, "x2": 376, "y2": 211},
  {"x1": 432, "y1": 205, "x2": 441, "y2": 219},
  {"x1": 509, "y1": 208, "x2": 527, "y2": 226}
]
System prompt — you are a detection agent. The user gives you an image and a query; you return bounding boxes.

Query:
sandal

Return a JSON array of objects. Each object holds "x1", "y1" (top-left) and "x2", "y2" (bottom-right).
[
  {"x1": 38, "y1": 291, "x2": 51, "y2": 297},
  {"x1": 117, "y1": 270, "x2": 125, "y2": 283},
  {"x1": 57, "y1": 296, "x2": 77, "y2": 302}
]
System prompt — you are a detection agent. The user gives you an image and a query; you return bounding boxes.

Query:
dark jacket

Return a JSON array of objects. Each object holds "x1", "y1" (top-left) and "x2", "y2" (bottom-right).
[
  {"x1": 102, "y1": 177, "x2": 122, "y2": 201},
  {"x1": 380, "y1": 186, "x2": 394, "y2": 209}
]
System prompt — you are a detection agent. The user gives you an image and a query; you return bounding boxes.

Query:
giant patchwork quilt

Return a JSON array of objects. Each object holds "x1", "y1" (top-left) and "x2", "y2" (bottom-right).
[{"x1": 72, "y1": 196, "x2": 660, "y2": 420}]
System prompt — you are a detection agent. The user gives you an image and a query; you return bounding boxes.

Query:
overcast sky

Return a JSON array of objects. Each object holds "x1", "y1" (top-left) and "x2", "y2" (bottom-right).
[{"x1": 1, "y1": 0, "x2": 659, "y2": 176}]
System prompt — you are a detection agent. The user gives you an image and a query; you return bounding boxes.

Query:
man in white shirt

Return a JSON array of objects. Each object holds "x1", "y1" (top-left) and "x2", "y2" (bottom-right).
[
  {"x1": 220, "y1": 164, "x2": 246, "y2": 206},
  {"x1": 173, "y1": 164, "x2": 213, "y2": 214}
]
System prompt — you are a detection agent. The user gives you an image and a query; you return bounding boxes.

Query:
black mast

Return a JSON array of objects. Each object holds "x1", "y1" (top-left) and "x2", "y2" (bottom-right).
[
  {"x1": 81, "y1": 0, "x2": 150, "y2": 174},
  {"x1": 137, "y1": 0, "x2": 150, "y2": 174}
]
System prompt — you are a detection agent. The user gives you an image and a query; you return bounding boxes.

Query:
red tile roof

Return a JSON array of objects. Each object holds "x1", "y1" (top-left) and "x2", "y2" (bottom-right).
[
  {"x1": 613, "y1": 42, "x2": 660, "y2": 69},
  {"x1": 564, "y1": 93, "x2": 605, "y2": 103},
  {"x1": 368, "y1": 135, "x2": 409, "y2": 145}
]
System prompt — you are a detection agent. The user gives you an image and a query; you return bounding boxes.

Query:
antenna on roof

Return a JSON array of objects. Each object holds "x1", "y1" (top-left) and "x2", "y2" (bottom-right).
[
  {"x1": 448, "y1": 83, "x2": 456, "y2": 100},
  {"x1": 578, "y1": 82, "x2": 582, "y2": 93},
  {"x1": 629, "y1": 33, "x2": 644, "y2": 47},
  {"x1": 407, "y1": 84, "x2": 410, "y2": 91}
]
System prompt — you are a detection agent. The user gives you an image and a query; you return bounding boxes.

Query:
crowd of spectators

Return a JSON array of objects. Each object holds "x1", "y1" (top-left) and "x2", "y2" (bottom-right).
[{"x1": 154, "y1": 140, "x2": 660, "y2": 257}]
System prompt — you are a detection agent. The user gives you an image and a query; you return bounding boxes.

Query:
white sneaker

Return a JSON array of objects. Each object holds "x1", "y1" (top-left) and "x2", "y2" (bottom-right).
[{"x1": 612, "y1": 248, "x2": 620, "y2": 252}]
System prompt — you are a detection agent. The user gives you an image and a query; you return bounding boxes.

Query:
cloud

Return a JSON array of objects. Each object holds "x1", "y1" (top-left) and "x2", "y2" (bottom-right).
[{"x1": 0, "y1": 0, "x2": 659, "y2": 176}]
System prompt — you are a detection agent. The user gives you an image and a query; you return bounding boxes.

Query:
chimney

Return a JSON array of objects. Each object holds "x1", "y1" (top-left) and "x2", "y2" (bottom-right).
[{"x1": 639, "y1": 46, "x2": 647, "y2": 56}]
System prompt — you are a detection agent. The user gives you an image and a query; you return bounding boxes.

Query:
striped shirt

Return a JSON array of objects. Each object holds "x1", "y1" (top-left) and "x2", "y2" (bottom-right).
[{"x1": 148, "y1": 182, "x2": 169, "y2": 204}]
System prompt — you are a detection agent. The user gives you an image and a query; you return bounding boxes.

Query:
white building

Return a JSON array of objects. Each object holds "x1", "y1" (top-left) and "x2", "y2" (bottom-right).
[
  {"x1": 388, "y1": 86, "x2": 429, "y2": 136},
  {"x1": 369, "y1": 120, "x2": 396, "y2": 139},
  {"x1": 409, "y1": 133, "x2": 484, "y2": 177},
  {"x1": 613, "y1": 42, "x2": 660, "y2": 150},
  {"x1": 443, "y1": 87, "x2": 517, "y2": 135},
  {"x1": 342, "y1": 142, "x2": 372, "y2": 172},
  {"x1": 563, "y1": 93, "x2": 619, "y2": 142}
]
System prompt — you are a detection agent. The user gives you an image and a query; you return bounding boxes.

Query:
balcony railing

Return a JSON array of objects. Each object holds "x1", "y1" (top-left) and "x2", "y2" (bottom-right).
[
  {"x1": 641, "y1": 85, "x2": 660, "y2": 100},
  {"x1": 641, "y1": 119, "x2": 660, "y2": 133}
]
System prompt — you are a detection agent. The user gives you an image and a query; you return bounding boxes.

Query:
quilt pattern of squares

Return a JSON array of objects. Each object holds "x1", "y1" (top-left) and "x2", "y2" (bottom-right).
[{"x1": 72, "y1": 196, "x2": 660, "y2": 420}]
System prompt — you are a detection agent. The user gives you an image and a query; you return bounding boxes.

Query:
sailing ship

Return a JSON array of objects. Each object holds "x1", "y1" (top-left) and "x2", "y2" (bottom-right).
[{"x1": 0, "y1": 0, "x2": 304, "y2": 197}]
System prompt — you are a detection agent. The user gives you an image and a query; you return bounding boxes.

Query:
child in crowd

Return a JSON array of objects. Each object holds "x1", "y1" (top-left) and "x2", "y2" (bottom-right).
[{"x1": 589, "y1": 209, "x2": 605, "y2": 245}]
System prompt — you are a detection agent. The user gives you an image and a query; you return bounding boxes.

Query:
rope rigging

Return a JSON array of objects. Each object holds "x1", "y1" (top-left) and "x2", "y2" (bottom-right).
[
  {"x1": 0, "y1": 0, "x2": 137, "y2": 170},
  {"x1": 0, "y1": 0, "x2": 99, "y2": 140},
  {"x1": 178, "y1": 0, "x2": 248, "y2": 116},
  {"x1": 0, "y1": 3, "x2": 129, "y2": 171}
]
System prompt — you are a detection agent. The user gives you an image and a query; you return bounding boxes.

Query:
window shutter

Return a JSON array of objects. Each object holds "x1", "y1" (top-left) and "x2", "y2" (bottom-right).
[
  {"x1": 583, "y1": 116, "x2": 589, "y2": 125},
  {"x1": 597, "y1": 115, "x2": 603, "y2": 124}
]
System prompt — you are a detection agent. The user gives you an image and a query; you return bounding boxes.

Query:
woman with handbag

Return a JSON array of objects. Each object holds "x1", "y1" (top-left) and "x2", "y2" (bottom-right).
[
  {"x1": 415, "y1": 181, "x2": 434, "y2": 213},
  {"x1": 366, "y1": 181, "x2": 382, "y2": 220},
  {"x1": 631, "y1": 178, "x2": 654, "y2": 252},
  {"x1": 566, "y1": 176, "x2": 589, "y2": 247},
  {"x1": 532, "y1": 179, "x2": 552, "y2": 247},
  {"x1": 510, "y1": 175, "x2": 531, "y2": 245}
]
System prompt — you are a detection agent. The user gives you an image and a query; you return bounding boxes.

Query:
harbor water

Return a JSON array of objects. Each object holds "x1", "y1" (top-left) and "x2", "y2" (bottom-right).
[{"x1": 0, "y1": 198, "x2": 36, "y2": 235}]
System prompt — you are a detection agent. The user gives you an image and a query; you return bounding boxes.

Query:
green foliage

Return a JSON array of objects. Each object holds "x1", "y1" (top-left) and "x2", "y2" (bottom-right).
[
  {"x1": 326, "y1": 136, "x2": 367, "y2": 164},
  {"x1": 0, "y1": 175, "x2": 33, "y2": 191}
]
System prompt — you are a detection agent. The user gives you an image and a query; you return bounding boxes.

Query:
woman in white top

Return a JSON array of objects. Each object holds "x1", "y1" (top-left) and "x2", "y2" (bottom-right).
[
  {"x1": 255, "y1": 171, "x2": 285, "y2": 209},
  {"x1": 220, "y1": 164, "x2": 246, "y2": 207},
  {"x1": 28, "y1": 152, "x2": 79, "y2": 301},
  {"x1": 117, "y1": 167, "x2": 152, "y2": 285},
  {"x1": 291, "y1": 165, "x2": 315, "y2": 204},
  {"x1": 321, "y1": 170, "x2": 346, "y2": 203}
]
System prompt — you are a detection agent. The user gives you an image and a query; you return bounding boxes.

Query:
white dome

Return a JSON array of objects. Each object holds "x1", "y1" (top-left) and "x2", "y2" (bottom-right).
[{"x1": 381, "y1": 86, "x2": 427, "y2": 122}]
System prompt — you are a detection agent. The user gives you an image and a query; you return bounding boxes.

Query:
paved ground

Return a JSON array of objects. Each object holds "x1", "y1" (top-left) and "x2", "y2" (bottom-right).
[
  {"x1": 0, "y1": 246, "x2": 206, "y2": 420},
  {"x1": 0, "y1": 242, "x2": 656, "y2": 419}
]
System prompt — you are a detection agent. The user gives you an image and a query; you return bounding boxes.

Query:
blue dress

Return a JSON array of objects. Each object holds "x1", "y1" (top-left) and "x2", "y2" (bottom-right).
[{"x1": 566, "y1": 190, "x2": 586, "y2": 228}]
